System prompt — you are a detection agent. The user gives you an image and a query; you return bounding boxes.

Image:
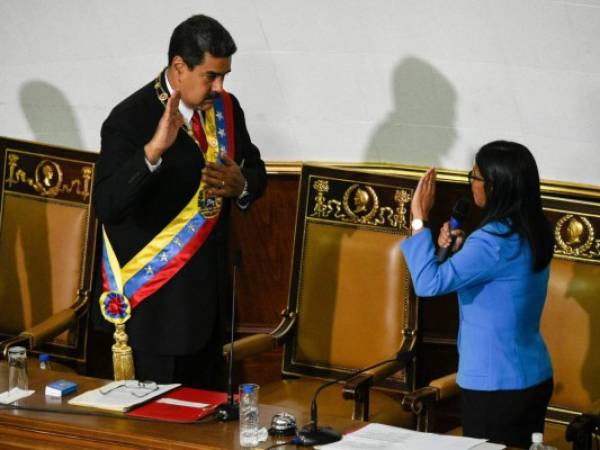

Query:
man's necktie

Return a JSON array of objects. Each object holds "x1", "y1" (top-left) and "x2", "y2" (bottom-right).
[{"x1": 191, "y1": 110, "x2": 208, "y2": 151}]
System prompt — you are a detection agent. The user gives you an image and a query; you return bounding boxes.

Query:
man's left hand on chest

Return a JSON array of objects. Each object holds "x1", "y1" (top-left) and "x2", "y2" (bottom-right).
[{"x1": 202, "y1": 153, "x2": 246, "y2": 198}]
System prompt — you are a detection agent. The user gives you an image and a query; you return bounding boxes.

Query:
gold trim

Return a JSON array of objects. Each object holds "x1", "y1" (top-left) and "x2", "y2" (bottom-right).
[
  {"x1": 545, "y1": 201, "x2": 600, "y2": 214},
  {"x1": 265, "y1": 162, "x2": 600, "y2": 199},
  {"x1": 544, "y1": 207, "x2": 600, "y2": 263},
  {"x1": 307, "y1": 174, "x2": 412, "y2": 230},
  {"x1": 4, "y1": 149, "x2": 93, "y2": 201},
  {"x1": 553, "y1": 214, "x2": 599, "y2": 262},
  {"x1": 265, "y1": 161, "x2": 303, "y2": 175}
]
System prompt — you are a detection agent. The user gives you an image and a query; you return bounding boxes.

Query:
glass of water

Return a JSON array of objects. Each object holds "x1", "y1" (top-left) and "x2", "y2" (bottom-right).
[{"x1": 8, "y1": 346, "x2": 28, "y2": 392}]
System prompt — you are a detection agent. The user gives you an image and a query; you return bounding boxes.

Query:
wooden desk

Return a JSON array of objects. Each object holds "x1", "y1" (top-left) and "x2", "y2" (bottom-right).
[{"x1": 0, "y1": 363, "x2": 357, "y2": 449}]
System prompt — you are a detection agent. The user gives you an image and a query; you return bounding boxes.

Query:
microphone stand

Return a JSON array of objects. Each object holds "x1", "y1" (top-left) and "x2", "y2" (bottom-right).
[
  {"x1": 216, "y1": 251, "x2": 241, "y2": 421},
  {"x1": 296, "y1": 357, "x2": 400, "y2": 446}
]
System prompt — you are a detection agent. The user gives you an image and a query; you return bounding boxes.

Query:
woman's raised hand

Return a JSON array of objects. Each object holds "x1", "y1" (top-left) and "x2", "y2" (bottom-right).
[{"x1": 411, "y1": 167, "x2": 436, "y2": 220}]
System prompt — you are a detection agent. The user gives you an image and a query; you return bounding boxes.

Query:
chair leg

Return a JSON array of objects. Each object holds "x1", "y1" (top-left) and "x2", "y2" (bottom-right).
[
  {"x1": 352, "y1": 387, "x2": 370, "y2": 421},
  {"x1": 416, "y1": 406, "x2": 434, "y2": 432}
]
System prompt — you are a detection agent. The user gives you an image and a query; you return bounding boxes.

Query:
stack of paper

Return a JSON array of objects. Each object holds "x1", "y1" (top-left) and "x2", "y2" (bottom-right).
[
  {"x1": 315, "y1": 423, "x2": 505, "y2": 450},
  {"x1": 68, "y1": 381, "x2": 179, "y2": 412}
]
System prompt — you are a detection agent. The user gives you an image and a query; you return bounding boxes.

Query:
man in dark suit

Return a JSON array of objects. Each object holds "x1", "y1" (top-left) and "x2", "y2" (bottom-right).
[{"x1": 92, "y1": 14, "x2": 267, "y2": 389}]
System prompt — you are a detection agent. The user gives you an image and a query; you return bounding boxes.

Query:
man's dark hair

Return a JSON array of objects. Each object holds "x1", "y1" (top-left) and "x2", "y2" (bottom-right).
[
  {"x1": 476, "y1": 140, "x2": 554, "y2": 272},
  {"x1": 168, "y1": 15, "x2": 237, "y2": 67}
]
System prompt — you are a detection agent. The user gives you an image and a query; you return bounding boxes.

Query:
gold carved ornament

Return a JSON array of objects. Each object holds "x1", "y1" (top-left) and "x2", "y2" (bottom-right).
[
  {"x1": 554, "y1": 214, "x2": 600, "y2": 260},
  {"x1": 5, "y1": 153, "x2": 92, "y2": 200},
  {"x1": 310, "y1": 178, "x2": 412, "y2": 230}
]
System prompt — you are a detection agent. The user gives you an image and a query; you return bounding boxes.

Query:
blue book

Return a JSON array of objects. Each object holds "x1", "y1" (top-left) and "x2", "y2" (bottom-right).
[{"x1": 45, "y1": 379, "x2": 78, "y2": 397}]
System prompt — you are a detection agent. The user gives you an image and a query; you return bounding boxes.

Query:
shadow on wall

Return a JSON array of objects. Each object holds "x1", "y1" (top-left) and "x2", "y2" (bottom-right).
[
  {"x1": 19, "y1": 80, "x2": 83, "y2": 149},
  {"x1": 364, "y1": 56, "x2": 457, "y2": 167}
]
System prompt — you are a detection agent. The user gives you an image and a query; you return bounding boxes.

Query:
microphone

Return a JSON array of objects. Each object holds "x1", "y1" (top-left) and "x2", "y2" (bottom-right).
[
  {"x1": 295, "y1": 357, "x2": 400, "y2": 446},
  {"x1": 216, "y1": 250, "x2": 242, "y2": 421},
  {"x1": 436, "y1": 197, "x2": 471, "y2": 263}
]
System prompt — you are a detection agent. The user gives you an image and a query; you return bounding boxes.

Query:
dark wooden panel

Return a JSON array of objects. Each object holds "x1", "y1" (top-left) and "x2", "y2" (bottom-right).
[
  {"x1": 229, "y1": 174, "x2": 298, "y2": 387},
  {"x1": 230, "y1": 174, "x2": 299, "y2": 330},
  {"x1": 234, "y1": 348, "x2": 284, "y2": 388}
]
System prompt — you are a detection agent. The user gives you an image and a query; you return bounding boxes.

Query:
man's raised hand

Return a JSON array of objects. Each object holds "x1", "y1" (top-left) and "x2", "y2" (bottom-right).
[{"x1": 144, "y1": 90, "x2": 184, "y2": 164}]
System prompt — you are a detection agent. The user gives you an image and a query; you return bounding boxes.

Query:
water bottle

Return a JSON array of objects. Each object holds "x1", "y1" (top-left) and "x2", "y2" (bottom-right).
[
  {"x1": 39, "y1": 353, "x2": 51, "y2": 370},
  {"x1": 529, "y1": 432, "x2": 545, "y2": 450},
  {"x1": 239, "y1": 383, "x2": 260, "y2": 448}
]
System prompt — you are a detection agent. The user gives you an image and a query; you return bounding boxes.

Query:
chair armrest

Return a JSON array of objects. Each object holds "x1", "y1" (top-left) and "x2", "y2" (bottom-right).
[
  {"x1": 1, "y1": 291, "x2": 89, "y2": 358},
  {"x1": 401, "y1": 372, "x2": 459, "y2": 415},
  {"x1": 429, "y1": 372, "x2": 459, "y2": 400},
  {"x1": 19, "y1": 307, "x2": 77, "y2": 348},
  {"x1": 223, "y1": 309, "x2": 297, "y2": 360},
  {"x1": 341, "y1": 352, "x2": 414, "y2": 421},
  {"x1": 1, "y1": 305, "x2": 81, "y2": 359},
  {"x1": 223, "y1": 333, "x2": 277, "y2": 361},
  {"x1": 342, "y1": 360, "x2": 407, "y2": 400}
]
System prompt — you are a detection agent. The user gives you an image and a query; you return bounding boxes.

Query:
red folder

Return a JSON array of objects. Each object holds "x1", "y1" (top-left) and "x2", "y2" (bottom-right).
[{"x1": 127, "y1": 387, "x2": 230, "y2": 423}]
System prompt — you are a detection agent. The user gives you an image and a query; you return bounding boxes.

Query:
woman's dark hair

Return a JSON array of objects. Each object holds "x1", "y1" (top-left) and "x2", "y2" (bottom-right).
[
  {"x1": 168, "y1": 15, "x2": 237, "y2": 68},
  {"x1": 476, "y1": 140, "x2": 554, "y2": 271}
]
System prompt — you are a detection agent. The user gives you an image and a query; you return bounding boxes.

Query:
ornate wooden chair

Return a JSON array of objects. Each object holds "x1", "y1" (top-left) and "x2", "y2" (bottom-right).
[
  {"x1": 401, "y1": 180, "x2": 600, "y2": 449},
  {"x1": 228, "y1": 164, "x2": 422, "y2": 427},
  {"x1": 0, "y1": 137, "x2": 98, "y2": 372}
]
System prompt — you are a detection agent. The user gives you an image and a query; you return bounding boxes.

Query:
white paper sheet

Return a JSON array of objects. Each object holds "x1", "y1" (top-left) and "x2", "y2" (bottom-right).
[
  {"x1": 0, "y1": 387, "x2": 35, "y2": 404},
  {"x1": 315, "y1": 423, "x2": 496, "y2": 450},
  {"x1": 156, "y1": 397, "x2": 209, "y2": 408}
]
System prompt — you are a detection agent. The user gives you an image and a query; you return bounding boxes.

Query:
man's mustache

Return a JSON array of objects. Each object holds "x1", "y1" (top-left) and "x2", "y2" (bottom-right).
[{"x1": 205, "y1": 92, "x2": 220, "y2": 101}]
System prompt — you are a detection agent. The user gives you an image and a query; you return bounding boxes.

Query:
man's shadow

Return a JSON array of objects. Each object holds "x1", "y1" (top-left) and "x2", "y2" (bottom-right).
[
  {"x1": 20, "y1": 80, "x2": 84, "y2": 149},
  {"x1": 1, "y1": 81, "x2": 83, "y2": 334},
  {"x1": 364, "y1": 56, "x2": 457, "y2": 167},
  {"x1": 363, "y1": 58, "x2": 461, "y2": 383}
]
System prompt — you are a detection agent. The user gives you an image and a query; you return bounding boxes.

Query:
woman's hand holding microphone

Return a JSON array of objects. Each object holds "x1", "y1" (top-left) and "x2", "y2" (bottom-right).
[
  {"x1": 412, "y1": 167, "x2": 467, "y2": 254},
  {"x1": 438, "y1": 222, "x2": 465, "y2": 253}
]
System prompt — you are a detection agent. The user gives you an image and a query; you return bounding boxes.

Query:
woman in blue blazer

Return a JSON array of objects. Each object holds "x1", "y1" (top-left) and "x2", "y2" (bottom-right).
[{"x1": 400, "y1": 141, "x2": 554, "y2": 448}]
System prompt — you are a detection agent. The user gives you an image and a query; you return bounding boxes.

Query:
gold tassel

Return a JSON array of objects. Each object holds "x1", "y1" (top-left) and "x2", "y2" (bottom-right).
[{"x1": 112, "y1": 323, "x2": 135, "y2": 381}]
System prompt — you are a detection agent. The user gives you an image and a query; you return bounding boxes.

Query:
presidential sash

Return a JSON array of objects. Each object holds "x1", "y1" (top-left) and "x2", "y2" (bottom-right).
[{"x1": 100, "y1": 81, "x2": 236, "y2": 324}]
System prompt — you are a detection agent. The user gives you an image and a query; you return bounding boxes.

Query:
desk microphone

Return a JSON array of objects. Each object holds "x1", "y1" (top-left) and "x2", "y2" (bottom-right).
[
  {"x1": 436, "y1": 197, "x2": 471, "y2": 263},
  {"x1": 295, "y1": 357, "x2": 401, "y2": 446},
  {"x1": 215, "y1": 250, "x2": 242, "y2": 422}
]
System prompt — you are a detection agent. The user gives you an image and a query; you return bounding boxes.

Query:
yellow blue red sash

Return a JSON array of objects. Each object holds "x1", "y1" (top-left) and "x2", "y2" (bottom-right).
[{"x1": 100, "y1": 91, "x2": 236, "y2": 320}]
